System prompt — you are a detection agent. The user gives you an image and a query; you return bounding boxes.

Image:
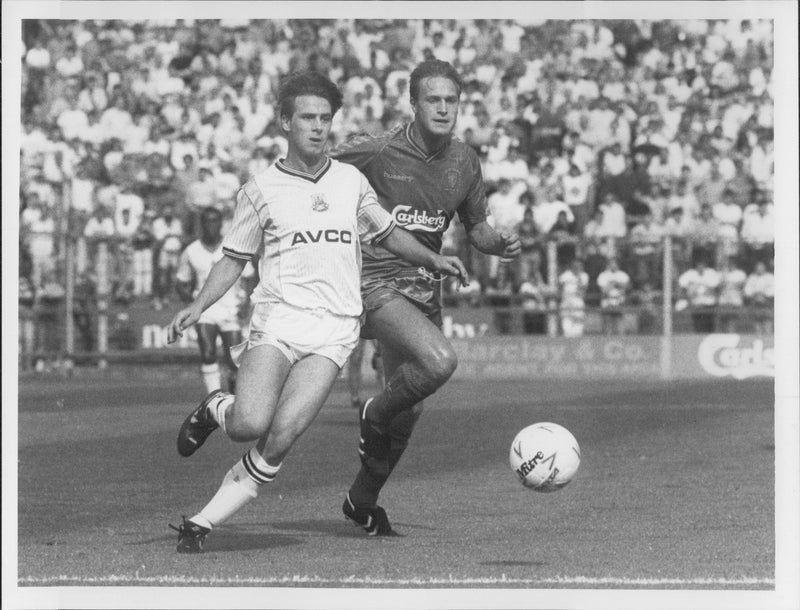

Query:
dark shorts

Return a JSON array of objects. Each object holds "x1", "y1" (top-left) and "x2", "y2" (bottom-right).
[{"x1": 360, "y1": 270, "x2": 443, "y2": 339}]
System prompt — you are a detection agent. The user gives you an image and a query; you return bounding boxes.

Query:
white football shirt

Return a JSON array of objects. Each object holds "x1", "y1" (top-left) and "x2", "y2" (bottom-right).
[
  {"x1": 176, "y1": 240, "x2": 241, "y2": 318},
  {"x1": 222, "y1": 158, "x2": 395, "y2": 317}
]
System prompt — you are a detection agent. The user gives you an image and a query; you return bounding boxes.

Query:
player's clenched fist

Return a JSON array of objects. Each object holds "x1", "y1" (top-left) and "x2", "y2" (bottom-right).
[
  {"x1": 167, "y1": 306, "x2": 201, "y2": 343},
  {"x1": 498, "y1": 231, "x2": 521, "y2": 260}
]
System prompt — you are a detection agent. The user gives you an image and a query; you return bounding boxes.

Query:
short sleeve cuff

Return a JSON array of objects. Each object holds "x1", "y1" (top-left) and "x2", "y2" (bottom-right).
[
  {"x1": 371, "y1": 221, "x2": 397, "y2": 245},
  {"x1": 223, "y1": 246, "x2": 255, "y2": 261}
]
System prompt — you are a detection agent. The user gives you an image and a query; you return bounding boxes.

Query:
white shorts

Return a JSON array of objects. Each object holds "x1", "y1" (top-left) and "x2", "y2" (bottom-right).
[
  {"x1": 230, "y1": 301, "x2": 360, "y2": 368},
  {"x1": 198, "y1": 304, "x2": 241, "y2": 332}
]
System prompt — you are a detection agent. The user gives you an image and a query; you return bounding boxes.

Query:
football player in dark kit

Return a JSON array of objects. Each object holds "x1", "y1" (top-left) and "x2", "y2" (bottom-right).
[{"x1": 332, "y1": 59, "x2": 521, "y2": 535}]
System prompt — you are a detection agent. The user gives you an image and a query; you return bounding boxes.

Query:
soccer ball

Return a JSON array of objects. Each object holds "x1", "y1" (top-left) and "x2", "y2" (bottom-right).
[{"x1": 509, "y1": 423, "x2": 581, "y2": 492}]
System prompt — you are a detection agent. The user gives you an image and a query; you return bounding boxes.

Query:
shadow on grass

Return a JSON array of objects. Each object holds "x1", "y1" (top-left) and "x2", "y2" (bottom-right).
[
  {"x1": 270, "y1": 518, "x2": 422, "y2": 538},
  {"x1": 136, "y1": 528, "x2": 306, "y2": 553}
]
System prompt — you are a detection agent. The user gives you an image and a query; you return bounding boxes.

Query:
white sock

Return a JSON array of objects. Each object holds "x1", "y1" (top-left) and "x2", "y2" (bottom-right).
[
  {"x1": 193, "y1": 450, "x2": 281, "y2": 529},
  {"x1": 201, "y1": 362, "x2": 221, "y2": 393},
  {"x1": 207, "y1": 393, "x2": 235, "y2": 435},
  {"x1": 241, "y1": 447, "x2": 281, "y2": 485}
]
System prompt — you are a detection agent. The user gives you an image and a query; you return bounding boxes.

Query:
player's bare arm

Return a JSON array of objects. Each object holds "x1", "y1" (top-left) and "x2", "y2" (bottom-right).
[
  {"x1": 380, "y1": 226, "x2": 469, "y2": 286},
  {"x1": 467, "y1": 220, "x2": 522, "y2": 259},
  {"x1": 168, "y1": 255, "x2": 247, "y2": 343}
]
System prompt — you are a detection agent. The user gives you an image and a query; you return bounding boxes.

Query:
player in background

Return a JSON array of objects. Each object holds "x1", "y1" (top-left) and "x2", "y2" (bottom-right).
[
  {"x1": 166, "y1": 71, "x2": 468, "y2": 552},
  {"x1": 176, "y1": 206, "x2": 246, "y2": 394},
  {"x1": 346, "y1": 338, "x2": 384, "y2": 410},
  {"x1": 331, "y1": 59, "x2": 521, "y2": 535}
]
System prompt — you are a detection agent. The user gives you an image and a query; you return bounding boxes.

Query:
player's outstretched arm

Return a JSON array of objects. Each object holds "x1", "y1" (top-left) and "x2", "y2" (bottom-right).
[
  {"x1": 380, "y1": 227, "x2": 469, "y2": 287},
  {"x1": 467, "y1": 220, "x2": 522, "y2": 259},
  {"x1": 167, "y1": 255, "x2": 247, "y2": 343}
]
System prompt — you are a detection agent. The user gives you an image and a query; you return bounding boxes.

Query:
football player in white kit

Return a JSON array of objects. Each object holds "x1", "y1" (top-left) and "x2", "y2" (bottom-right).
[
  {"x1": 176, "y1": 206, "x2": 244, "y2": 394},
  {"x1": 166, "y1": 72, "x2": 468, "y2": 553}
]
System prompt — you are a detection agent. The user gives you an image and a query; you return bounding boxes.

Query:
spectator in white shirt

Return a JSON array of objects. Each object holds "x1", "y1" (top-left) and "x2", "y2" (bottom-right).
[
  {"x1": 214, "y1": 164, "x2": 241, "y2": 212},
  {"x1": 25, "y1": 39, "x2": 51, "y2": 70},
  {"x1": 532, "y1": 185, "x2": 575, "y2": 235},
  {"x1": 743, "y1": 261, "x2": 774, "y2": 334},
  {"x1": 712, "y1": 188, "x2": 743, "y2": 258},
  {"x1": 77, "y1": 73, "x2": 109, "y2": 113},
  {"x1": 143, "y1": 123, "x2": 171, "y2": 158},
  {"x1": 677, "y1": 257, "x2": 720, "y2": 333},
  {"x1": 602, "y1": 142, "x2": 627, "y2": 177},
  {"x1": 585, "y1": 97, "x2": 616, "y2": 148},
  {"x1": 492, "y1": 147, "x2": 530, "y2": 183},
  {"x1": 153, "y1": 63, "x2": 185, "y2": 97},
  {"x1": 558, "y1": 259, "x2": 589, "y2": 337},
  {"x1": 152, "y1": 204, "x2": 184, "y2": 310},
  {"x1": 170, "y1": 132, "x2": 200, "y2": 172},
  {"x1": 489, "y1": 180, "x2": 530, "y2": 237},
  {"x1": 100, "y1": 96, "x2": 134, "y2": 142},
  {"x1": 188, "y1": 166, "x2": 218, "y2": 211},
  {"x1": 54, "y1": 45, "x2": 84, "y2": 78},
  {"x1": 21, "y1": 194, "x2": 56, "y2": 289},
  {"x1": 740, "y1": 194, "x2": 774, "y2": 270},
  {"x1": 82, "y1": 204, "x2": 116, "y2": 281},
  {"x1": 663, "y1": 206, "x2": 694, "y2": 270},
  {"x1": 597, "y1": 192, "x2": 627, "y2": 239},
  {"x1": 103, "y1": 139, "x2": 125, "y2": 176},
  {"x1": 70, "y1": 165, "x2": 95, "y2": 215},
  {"x1": 114, "y1": 188, "x2": 144, "y2": 233},
  {"x1": 716, "y1": 256, "x2": 748, "y2": 332},
  {"x1": 121, "y1": 113, "x2": 151, "y2": 154},
  {"x1": 57, "y1": 99, "x2": 89, "y2": 142},
  {"x1": 749, "y1": 137, "x2": 773, "y2": 187},
  {"x1": 669, "y1": 180, "x2": 701, "y2": 219},
  {"x1": 696, "y1": 161, "x2": 728, "y2": 208},
  {"x1": 689, "y1": 203, "x2": 723, "y2": 265},
  {"x1": 561, "y1": 163, "x2": 593, "y2": 233},
  {"x1": 597, "y1": 257, "x2": 630, "y2": 334},
  {"x1": 628, "y1": 212, "x2": 665, "y2": 288},
  {"x1": 83, "y1": 204, "x2": 116, "y2": 240},
  {"x1": 115, "y1": 206, "x2": 139, "y2": 244}
]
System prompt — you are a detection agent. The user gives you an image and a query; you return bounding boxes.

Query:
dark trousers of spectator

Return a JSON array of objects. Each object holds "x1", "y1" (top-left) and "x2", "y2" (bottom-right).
[
  {"x1": 523, "y1": 311, "x2": 547, "y2": 334},
  {"x1": 555, "y1": 241, "x2": 577, "y2": 268},
  {"x1": 517, "y1": 250, "x2": 543, "y2": 283},
  {"x1": 153, "y1": 246, "x2": 180, "y2": 302},
  {"x1": 691, "y1": 242, "x2": 717, "y2": 266},
  {"x1": 489, "y1": 297, "x2": 513, "y2": 333},
  {"x1": 630, "y1": 252, "x2": 661, "y2": 290},
  {"x1": 717, "y1": 307, "x2": 741, "y2": 333},
  {"x1": 74, "y1": 309, "x2": 94, "y2": 352},
  {"x1": 637, "y1": 309, "x2": 658, "y2": 334},
  {"x1": 569, "y1": 203, "x2": 590, "y2": 236},
  {"x1": 742, "y1": 243, "x2": 774, "y2": 272},
  {"x1": 602, "y1": 310, "x2": 624, "y2": 334},
  {"x1": 691, "y1": 306, "x2": 716, "y2": 333}
]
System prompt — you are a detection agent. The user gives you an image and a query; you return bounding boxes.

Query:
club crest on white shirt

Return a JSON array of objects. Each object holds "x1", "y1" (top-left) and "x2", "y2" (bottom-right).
[{"x1": 311, "y1": 193, "x2": 329, "y2": 212}]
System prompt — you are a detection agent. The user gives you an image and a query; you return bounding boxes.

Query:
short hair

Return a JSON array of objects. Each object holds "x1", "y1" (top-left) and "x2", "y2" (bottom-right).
[
  {"x1": 200, "y1": 206, "x2": 222, "y2": 222},
  {"x1": 277, "y1": 71, "x2": 343, "y2": 120},
  {"x1": 409, "y1": 60, "x2": 462, "y2": 103}
]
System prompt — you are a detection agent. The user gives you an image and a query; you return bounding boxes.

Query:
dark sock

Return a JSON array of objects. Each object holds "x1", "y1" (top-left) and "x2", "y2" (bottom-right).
[
  {"x1": 349, "y1": 408, "x2": 421, "y2": 507},
  {"x1": 368, "y1": 363, "x2": 439, "y2": 429}
]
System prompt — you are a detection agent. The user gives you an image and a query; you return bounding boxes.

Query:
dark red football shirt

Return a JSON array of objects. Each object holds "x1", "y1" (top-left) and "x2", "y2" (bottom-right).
[{"x1": 331, "y1": 123, "x2": 489, "y2": 277}]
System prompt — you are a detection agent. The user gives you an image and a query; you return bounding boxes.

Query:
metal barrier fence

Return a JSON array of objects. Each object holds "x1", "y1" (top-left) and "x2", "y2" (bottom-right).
[{"x1": 18, "y1": 235, "x2": 773, "y2": 371}]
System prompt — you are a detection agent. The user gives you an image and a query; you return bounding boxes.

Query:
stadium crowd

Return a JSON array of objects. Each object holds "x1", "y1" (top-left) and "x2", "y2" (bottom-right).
[{"x1": 19, "y1": 18, "x2": 775, "y2": 343}]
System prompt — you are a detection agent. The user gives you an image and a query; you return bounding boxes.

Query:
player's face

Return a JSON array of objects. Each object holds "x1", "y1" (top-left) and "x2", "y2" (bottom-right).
[
  {"x1": 412, "y1": 76, "x2": 459, "y2": 139},
  {"x1": 282, "y1": 95, "x2": 333, "y2": 163}
]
